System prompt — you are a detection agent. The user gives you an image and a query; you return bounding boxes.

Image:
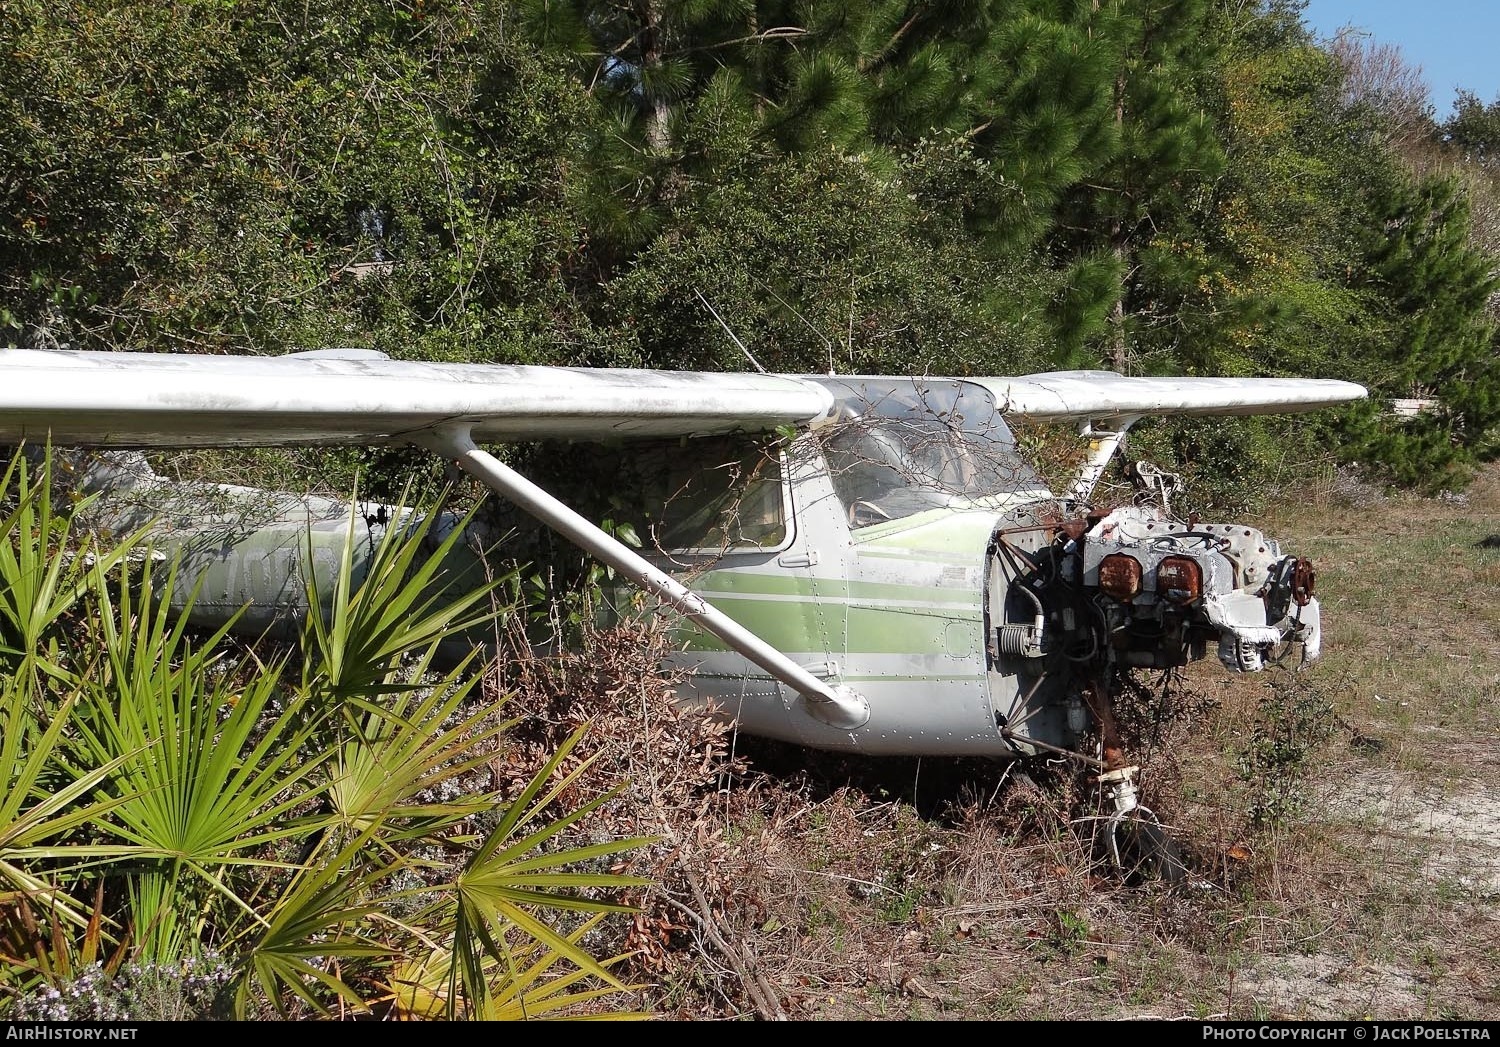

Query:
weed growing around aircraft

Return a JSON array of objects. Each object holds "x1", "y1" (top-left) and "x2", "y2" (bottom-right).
[{"x1": 7, "y1": 448, "x2": 1495, "y2": 1020}]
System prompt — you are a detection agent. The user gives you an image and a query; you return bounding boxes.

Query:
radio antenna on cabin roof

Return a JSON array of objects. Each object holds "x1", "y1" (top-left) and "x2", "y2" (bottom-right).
[
  {"x1": 694, "y1": 289, "x2": 766, "y2": 374},
  {"x1": 746, "y1": 276, "x2": 840, "y2": 376}
]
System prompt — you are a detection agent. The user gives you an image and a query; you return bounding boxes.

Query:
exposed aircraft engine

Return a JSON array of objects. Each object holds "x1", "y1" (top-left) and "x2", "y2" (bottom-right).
[
  {"x1": 1079, "y1": 505, "x2": 1319, "y2": 674},
  {"x1": 991, "y1": 502, "x2": 1321, "y2": 745},
  {"x1": 987, "y1": 498, "x2": 1322, "y2": 883}
]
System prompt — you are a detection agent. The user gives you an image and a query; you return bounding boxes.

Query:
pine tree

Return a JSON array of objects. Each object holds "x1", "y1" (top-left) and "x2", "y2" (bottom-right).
[
  {"x1": 1440, "y1": 90, "x2": 1500, "y2": 168},
  {"x1": 1046, "y1": 0, "x2": 1225, "y2": 372},
  {"x1": 1356, "y1": 174, "x2": 1500, "y2": 488},
  {"x1": 511, "y1": 1, "x2": 1129, "y2": 368}
]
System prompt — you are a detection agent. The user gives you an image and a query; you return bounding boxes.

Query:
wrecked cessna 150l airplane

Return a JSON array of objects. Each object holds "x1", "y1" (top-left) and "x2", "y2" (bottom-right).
[{"x1": 0, "y1": 347, "x2": 1365, "y2": 865}]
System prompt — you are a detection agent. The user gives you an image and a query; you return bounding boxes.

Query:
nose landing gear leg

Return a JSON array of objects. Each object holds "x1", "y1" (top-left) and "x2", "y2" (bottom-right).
[{"x1": 1086, "y1": 680, "x2": 1189, "y2": 886}]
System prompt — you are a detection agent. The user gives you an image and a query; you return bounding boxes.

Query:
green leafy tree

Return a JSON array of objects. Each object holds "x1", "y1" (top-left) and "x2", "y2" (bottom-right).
[
  {"x1": 0, "y1": 0, "x2": 600, "y2": 364},
  {"x1": 1173, "y1": 2, "x2": 1500, "y2": 493},
  {"x1": 1441, "y1": 89, "x2": 1500, "y2": 169},
  {"x1": 1173, "y1": 3, "x2": 1384, "y2": 381}
]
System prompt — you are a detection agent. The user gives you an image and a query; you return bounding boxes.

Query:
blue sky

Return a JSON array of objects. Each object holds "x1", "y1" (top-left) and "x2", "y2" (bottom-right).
[{"x1": 1300, "y1": 1, "x2": 1500, "y2": 116}]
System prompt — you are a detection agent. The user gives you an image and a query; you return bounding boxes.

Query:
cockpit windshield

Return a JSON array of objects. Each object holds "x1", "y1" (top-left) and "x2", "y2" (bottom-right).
[{"x1": 810, "y1": 377, "x2": 1047, "y2": 529}]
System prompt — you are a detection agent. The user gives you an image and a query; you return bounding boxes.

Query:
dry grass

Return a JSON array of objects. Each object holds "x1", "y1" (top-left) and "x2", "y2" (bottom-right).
[{"x1": 501, "y1": 464, "x2": 1500, "y2": 1020}]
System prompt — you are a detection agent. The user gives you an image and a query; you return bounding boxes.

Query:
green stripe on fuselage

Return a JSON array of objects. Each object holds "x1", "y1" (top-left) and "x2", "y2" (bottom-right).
[
  {"x1": 691, "y1": 570, "x2": 976, "y2": 604},
  {"x1": 676, "y1": 594, "x2": 980, "y2": 655},
  {"x1": 668, "y1": 505, "x2": 1016, "y2": 657}
]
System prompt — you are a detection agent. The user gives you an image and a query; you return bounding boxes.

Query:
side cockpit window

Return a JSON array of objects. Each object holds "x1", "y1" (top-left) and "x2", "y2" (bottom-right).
[
  {"x1": 642, "y1": 437, "x2": 787, "y2": 552},
  {"x1": 524, "y1": 434, "x2": 788, "y2": 555}
]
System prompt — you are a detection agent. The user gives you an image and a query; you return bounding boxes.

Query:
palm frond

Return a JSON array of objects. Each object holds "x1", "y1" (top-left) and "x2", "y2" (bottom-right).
[
  {"x1": 322, "y1": 655, "x2": 512, "y2": 845},
  {"x1": 431, "y1": 724, "x2": 655, "y2": 1018},
  {"x1": 387, "y1": 914, "x2": 649, "y2": 1021},
  {"x1": 302, "y1": 490, "x2": 513, "y2": 701},
  {"x1": 231, "y1": 828, "x2": 395, "y2": 1019}
]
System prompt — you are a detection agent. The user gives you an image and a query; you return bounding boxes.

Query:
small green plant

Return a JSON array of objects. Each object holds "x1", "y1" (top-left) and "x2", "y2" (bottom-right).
[
  {"x1": 1234, "y1": 674, "x2": 1339, "y2": 830},
  {"x1": 1050, "y1": 909, "x2": 1091, "y2": 956},
  {"x1": 877, "y1": 886, "x2": 921, "y2": 926},
  {"x1": 802, "y1": 899, "x2": 843, "y2": 937}
]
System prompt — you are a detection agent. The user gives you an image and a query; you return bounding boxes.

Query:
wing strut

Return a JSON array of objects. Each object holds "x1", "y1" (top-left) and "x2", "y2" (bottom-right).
[
  {"x1": 1068, "y1": 415, "x2": 1141, "y2": 504},
  {"x1": 419, "y1": 426, "x2": 871, "y2": 731}
]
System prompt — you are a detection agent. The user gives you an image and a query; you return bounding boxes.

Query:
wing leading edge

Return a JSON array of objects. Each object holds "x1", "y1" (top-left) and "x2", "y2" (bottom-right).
[
  {"x1": 0, "y1": 351, "x2": 1367, "y2": 447},
  {"x1": 0, "y1": 349, "x2": 838, "y2": 447},
  {"x1": 977, "y1": 370, "x2": 1368, "y2": 423}
]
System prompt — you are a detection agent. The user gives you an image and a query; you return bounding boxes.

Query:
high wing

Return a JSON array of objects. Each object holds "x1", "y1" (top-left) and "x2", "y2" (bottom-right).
[
  {"x1": 966, "y1": 368, "x2": 1366, "y2": 503},
  {"x1": 979, "y1": 370, "x2": 1368, "y2": 422},
  {"x1": 0, "y1": 351, "x2": 1367, "y2": 447},
  {"x1": 0, "y1": 348, "x2": 837, "y2": 446}
]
